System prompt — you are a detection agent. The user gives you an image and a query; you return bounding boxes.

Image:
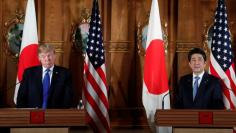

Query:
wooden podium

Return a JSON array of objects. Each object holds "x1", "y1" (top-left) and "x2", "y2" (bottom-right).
[
  {"x1": 0, "y1": 108, "x2": 86, "y2": 133},
  {"x1": 155, "y1": 109, "x2": 236, "y2": 133}
]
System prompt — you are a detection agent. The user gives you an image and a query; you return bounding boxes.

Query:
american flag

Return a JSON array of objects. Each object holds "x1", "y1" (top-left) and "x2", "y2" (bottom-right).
[
  {"x1": 209, "y1": 0, "x2": 236, "y2": 110},
  {"x1": 83, "y1": 0, "x2": 110, "y2": 132}
]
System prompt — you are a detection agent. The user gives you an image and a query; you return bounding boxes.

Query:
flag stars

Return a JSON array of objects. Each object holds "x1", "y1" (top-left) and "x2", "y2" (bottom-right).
[
  {"x1": 223, "y1": 64, "x2": 227, "y2": 68},
  {"x1": 219, "y1": 19, "x2": 222, "y2": 23},
  {"x1": 212, "y1": 47, "x2": 215, "y2": 51},
  {"x1": 224, "y1": 35, "x2": 228, "y2": 39},
  {"x1": 224, "y1": 20, "x2": 227, "y2": 24},
  {"x1": 213, "y1": 40, "x2": 215, "y2": 44},
  {"x1": 218, "y1": 27, "x2": 222, "y2": 31},
  {"x1": 224, "y1": 27, "x2": 228, "y2": 31},
  {"x1": 220, "y1": 12, "x2": 223, "y2": 16},
  {"x1": 223, "y1": 56, "x2": 227, "y2": 61},
  {"x1": 224, "y1": 49, "x2": 227, "y2": 53},
  {"x1": 211, "y1": 1, "x2": 233, "y2": 71},
  {"x1": 86, "y1": 1, "x2": 105, "y2": 69},
  {"x1": 220, "y1": 4, "x2": 223, "y2": 8}
]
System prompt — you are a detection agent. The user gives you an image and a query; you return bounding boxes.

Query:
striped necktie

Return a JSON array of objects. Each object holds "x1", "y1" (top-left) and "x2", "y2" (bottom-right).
[{"x1": 193, "y1": 76, "x2": 200, "y2": 100}]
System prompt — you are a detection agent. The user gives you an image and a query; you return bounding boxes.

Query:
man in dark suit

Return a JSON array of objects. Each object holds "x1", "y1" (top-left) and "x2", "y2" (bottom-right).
[
  {"x1": 16, "y1": 44, "x2": 76, "y2": 108},
  {"x1": 174, "y1": 48, "x2": 224, "y2": 109}
]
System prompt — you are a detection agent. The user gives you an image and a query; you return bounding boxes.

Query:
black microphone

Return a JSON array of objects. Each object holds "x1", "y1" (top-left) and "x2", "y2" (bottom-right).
[{"x1": 162, "y1": 90, "x2": 171, "y2": 109}]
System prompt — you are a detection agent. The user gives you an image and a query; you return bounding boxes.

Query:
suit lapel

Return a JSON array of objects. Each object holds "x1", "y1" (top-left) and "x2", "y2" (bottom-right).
[
  {"x1": 186, "y1": 75, "x2": 194, "y2": 102},
  {"x1": 194, "y1": 72, "x2": 208, "y2": 101},
  {"x1": 36, "y1": 66, "x2": 43, "y2": 99},
  {"x1": 48, "y1": 66, "x2": 59, "y2": 98}
]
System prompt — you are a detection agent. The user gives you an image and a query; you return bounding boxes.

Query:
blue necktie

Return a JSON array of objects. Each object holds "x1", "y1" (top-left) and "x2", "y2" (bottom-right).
[
  {"x1": 193, "y1": 76, "x2": 200, "y2": 100},
  {"x1": 42, "y1": 69, "x2": 50, "y2": 109}
]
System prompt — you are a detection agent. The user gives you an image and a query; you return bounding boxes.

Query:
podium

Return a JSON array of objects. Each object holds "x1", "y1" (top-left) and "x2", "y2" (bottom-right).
[
  {"x1": 0, "y1": 108, "x2": 86, "y2": 133},
  {"x1": 155, "y1": 109, "x2": 236, "y2": 133}
]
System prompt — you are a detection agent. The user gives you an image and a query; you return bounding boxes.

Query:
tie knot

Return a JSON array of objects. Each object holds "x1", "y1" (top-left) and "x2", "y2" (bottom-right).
[
  {"x1": 195, "y1": 76, "x2": 200, "y2": 80},
  {"x1": 46, "y1": 69, "x2": 50, "y2": 73}
]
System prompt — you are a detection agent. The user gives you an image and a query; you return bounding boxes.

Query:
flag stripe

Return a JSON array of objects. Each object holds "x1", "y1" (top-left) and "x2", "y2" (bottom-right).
[
  {"x1": 223, "y1": 91, "x2": 231, "y2": 109},
  {"x1": 209, "y1": 1, "x2": 236, "y2": 124},
  {"x1": 225, "y1": 68, "x2": 236, "y2": 93},
  {"x1": 229, "y1": 66, "x2": 236, "y2": 87},
  {"x1": 85, "y1": 99, "x2": 107, "y2": 132},
  {"x1": 222, "y1": 83, "x2": 235, "y2": 108},
  {"x1": 84, "y1": 86, "x2": 109, "y2": 131},
  {"x1": 210, "y1": 54, "x2": 231, "y2": 90},
  {"x1": 85, "y1": 72, "x2": 109, "y2": 113},
  {"x1": 83, "y1": 0, "x2": 110, "y2": 132},
  {"x1": 84, "y1": 63, "x2": 109, "y2": 108},
  {"x1": 210, "y1": 54, "x2": 236, "y2": 109},
  {"x1": 97, "y1": 66, "x2": 108, "y2": 91},
  {"x1": 85, "y1": 62, "x2": 108, "y2": 98}
]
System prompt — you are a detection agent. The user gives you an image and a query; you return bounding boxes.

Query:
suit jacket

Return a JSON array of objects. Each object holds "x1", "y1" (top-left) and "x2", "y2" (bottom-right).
[
  {"x1": 16, "y1": 65, "x2": 76, "y2": 108},
  {"x1": 174, "y1": 72, "x2": 224, "y2": 109}
]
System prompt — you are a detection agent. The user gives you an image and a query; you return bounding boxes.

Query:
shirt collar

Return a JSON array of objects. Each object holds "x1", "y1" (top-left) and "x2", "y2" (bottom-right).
[
  {"x1": 42, "y1": 65, "x2": 54, "y2": 73},
  {"x1": 193, "y1": 71, "x2": 205, "y2": 79}
]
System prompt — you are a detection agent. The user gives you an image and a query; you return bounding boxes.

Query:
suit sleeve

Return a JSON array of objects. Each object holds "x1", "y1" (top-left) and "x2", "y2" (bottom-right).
[
  {"x1": 174, "y1": 77, "x2": 184, "y2": 109},
  {"x1": 16, "y1": 70, "x2": 29, "y2": 108},
  {"x1": 62, "y1": 70, "x2": 76, "y2": 108},
  {"x1": 211, "y1": 78, "x2": 224, "y2": 109}
]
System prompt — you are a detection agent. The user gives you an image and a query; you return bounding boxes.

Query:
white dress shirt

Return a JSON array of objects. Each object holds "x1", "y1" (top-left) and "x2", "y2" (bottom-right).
[{"x1": 42, "y1": 66, "x2": 54, "y2": 84}]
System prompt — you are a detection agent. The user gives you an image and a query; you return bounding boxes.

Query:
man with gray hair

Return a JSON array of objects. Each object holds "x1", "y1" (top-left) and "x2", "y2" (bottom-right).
[{"x1": 17, "y1": 44, "x2": 75, "y2": 108}]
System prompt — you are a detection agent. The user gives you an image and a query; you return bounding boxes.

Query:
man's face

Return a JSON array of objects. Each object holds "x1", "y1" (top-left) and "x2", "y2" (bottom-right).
[
  {"x1": 38, "y1": 51, "x2": 56, "y2": 68},
  {"x1": 189, "y1": 53, "x2": 206, "y2": 74}
]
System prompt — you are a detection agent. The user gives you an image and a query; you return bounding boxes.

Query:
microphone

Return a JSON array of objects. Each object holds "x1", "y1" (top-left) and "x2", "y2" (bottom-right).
[{"x1": 162, "y1": 90, "x2": 171, "y2": 109}]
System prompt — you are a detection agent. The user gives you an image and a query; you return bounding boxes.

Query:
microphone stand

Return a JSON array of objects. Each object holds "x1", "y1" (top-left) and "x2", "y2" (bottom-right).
[{"x1": 162, "y1": 90, "x2": 171, "y2": 109}]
